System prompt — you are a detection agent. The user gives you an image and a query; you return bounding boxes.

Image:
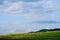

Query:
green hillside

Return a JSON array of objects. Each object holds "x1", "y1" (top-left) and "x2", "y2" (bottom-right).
[{"x1": 0, "y1": 31, "x2": 60, "y2": 40}]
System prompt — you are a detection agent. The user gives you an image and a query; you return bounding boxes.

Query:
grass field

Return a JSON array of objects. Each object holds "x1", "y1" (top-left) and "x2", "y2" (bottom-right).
[{"x1": 0, "y1": 31, "x2": 60, "y2": 40}]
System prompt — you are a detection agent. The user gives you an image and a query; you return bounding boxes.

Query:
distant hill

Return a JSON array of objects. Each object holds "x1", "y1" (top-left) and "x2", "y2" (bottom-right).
[
  {"x1": 36, "y1": 28, "x2": 60, "y2": 32},
  {"x1": 30, "y1": 28, "x2": 60, "y2": 33}
]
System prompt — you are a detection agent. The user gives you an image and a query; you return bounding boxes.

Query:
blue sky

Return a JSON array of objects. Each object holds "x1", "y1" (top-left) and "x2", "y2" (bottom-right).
[{"x1": 0, "y1": 0, "x2": 60, "y2": 34}]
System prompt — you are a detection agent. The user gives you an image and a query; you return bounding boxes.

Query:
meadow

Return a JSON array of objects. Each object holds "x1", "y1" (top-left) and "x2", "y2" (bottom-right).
[{"x1": 0, "y1": 31, "x2": 60, "y2": 40}]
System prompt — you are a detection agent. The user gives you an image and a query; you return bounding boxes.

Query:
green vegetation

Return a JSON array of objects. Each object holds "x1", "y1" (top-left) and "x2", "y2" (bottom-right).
[{"x1": 0, "y1": 31, "x2": 60, "y2": 40}]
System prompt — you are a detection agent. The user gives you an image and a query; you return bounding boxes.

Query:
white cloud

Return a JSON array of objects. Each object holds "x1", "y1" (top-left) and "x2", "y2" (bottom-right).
[
  {"x1": 0, "y1": 22, "x2": 33, "y2": 33},
  {"x1": 0, "y1": 0, "x2": 60, "y2": 34},
  {"x1": 0, "y1": 0, "x2": 56, "y2": 18},
  {"x1": 0, "y1": 21, "x2": 60, "y2": 34}
]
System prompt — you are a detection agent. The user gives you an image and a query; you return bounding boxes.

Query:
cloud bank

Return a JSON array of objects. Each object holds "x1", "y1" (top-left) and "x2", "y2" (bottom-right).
[
  {"x1": 0, "y1": 0, "x2": 57, "y2": 18},
  {"x1": 0, "y1": 0, "x2": 60, "y2": 34}
]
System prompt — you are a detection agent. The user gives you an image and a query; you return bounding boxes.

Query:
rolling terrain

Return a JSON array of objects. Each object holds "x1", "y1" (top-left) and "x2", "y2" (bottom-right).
[{"x1": 0, "y1": 31, "x2": 60, "y2": 40}]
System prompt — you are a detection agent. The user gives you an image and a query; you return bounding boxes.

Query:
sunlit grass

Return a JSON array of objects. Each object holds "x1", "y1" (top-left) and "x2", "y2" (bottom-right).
[{"x1": 0, "y1": 31, "x2": 60, "y2": 40}]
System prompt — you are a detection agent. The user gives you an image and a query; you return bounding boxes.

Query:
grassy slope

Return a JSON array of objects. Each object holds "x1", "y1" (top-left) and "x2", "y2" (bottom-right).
[{"x1": 0, "y1": 31, "x2": 60, "y2": 40}]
